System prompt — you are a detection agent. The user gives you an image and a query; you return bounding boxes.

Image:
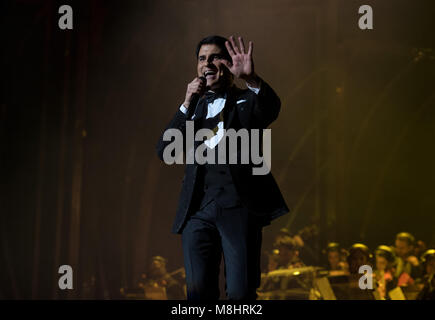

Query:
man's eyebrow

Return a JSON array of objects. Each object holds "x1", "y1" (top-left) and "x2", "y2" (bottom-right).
[{"x1": 198, "y1": 53, "x2": 223, "y2": 60}]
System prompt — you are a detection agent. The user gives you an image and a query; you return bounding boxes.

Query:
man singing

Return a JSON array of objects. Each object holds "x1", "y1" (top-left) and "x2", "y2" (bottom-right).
[{"x1": 156, "y1": 35, "x2": 289, "y2": 300}]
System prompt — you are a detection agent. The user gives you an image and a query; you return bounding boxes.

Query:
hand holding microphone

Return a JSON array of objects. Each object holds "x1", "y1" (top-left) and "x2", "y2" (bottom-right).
[{"x1": 182, "y1": 76, "x2": 206, "y2": 110}]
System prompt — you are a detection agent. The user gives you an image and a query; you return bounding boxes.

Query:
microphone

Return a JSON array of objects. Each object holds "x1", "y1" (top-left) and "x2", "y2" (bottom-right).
[
  {"x1": 199, "y1": 75, "x2": 207, "y2": 83},
  {"x1": 186, "y1": 76, "x2": 206, "y2": 119}
]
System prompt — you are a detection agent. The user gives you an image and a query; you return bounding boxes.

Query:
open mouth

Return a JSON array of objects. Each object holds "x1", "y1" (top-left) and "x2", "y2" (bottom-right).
[{"x1": 204, "y1": 70, "x2": 217, "y2": 78}]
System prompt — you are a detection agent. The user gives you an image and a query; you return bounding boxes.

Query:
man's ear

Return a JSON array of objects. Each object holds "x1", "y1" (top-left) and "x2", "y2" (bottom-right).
[{"x1": 220, "y1": 64, "x2": 233, "y2": 85}]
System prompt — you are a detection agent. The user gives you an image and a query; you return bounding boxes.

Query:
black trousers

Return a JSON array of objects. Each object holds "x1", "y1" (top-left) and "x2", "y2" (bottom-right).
[{"x1": 181, "y1": 199, "x2": 263, "y2": 300}]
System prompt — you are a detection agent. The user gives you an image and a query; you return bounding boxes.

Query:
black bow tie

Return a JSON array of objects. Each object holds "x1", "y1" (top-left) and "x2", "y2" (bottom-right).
[{"x1": 204, "y1": 90, "x2": 225, "y2": 103}]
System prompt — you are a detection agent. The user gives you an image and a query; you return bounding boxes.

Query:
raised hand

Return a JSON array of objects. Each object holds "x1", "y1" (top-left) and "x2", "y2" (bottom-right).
[{"x1": 223, "y1": 35, "x2": 257, "y2": 82}]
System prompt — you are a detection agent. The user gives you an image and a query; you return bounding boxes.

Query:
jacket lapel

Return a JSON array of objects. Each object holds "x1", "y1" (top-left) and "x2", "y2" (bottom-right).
[
  {"x1": 224, "y1": 86, "x2": 237, "y2": 130},
  {"x1": 192, "y1": 97, "x2": 206, "y2": 120}
]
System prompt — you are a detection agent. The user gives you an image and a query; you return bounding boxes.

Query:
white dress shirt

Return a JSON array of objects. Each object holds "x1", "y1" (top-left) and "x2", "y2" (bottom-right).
[{"x1": 179, "y1": 82, "x2": 261, "y2": 149}]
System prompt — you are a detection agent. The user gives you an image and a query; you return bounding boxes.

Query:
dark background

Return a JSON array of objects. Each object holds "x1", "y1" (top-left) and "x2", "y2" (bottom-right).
[{"x1": 1, "y1": 0, "x2": 434, "y2": 299}]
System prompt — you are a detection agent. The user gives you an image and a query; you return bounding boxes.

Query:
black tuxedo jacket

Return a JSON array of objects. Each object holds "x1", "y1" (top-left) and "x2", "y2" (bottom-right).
[{"x1": 156, "y1": 78, "x2": 290, "y2": 234}]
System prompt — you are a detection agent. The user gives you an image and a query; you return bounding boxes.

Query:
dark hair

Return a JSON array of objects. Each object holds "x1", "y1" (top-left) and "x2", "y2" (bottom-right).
[
  {"x1": 396, "y1": 232, "x2": 415, "y2": 246},
  {"x1": 195, "y1": 35, "x2": 232, "y2": 63},
  {"x1": 421, "y1": 249, "x2": 435, "y2": 264},
  {"x1": 325, "y1": 242, "x2": 341, "y2": 253},
  {"x1": 278, "y1": 228, "x2": 291, "y2": 237},
  {"x1": 375, "y1": 245, "x2": 396, "y2": 263},
  {"x1": 348, "y1": 243, "x2": 372, "y2": 259},
  {"x1": 273, "y1": 235, "x2": 297, "y2": 251},
  {"x1": 151, "y1": 256, "x2": 167, "y2": 265}
]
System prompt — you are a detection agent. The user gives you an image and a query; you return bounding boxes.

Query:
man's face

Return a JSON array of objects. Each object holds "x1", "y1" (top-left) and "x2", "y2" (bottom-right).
[
  {"x1": 376, "y1": 256, "x2": 388, "y2": 272},
  {"x1": 197, "y1": 44, "x2": 231, "y2": 91},
  {"x1": 349, "y1": 251, "x2": 368, "y2": 274},
  {"x1": 277, "y1": 247, "x2": 297, "y2": 266},
  {"x1": 149, "y1": 259, "x2": 166, "y2": 277},
  {"x1": 328, "y1": 251, "x2": 340, "y2": 269},
  {"x1": 395, "y1": 239, "x2": 413, "y2": 259},
  {"x1": 426, "y1": 257, "x2": 435, "y2": 275}
]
